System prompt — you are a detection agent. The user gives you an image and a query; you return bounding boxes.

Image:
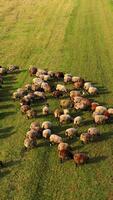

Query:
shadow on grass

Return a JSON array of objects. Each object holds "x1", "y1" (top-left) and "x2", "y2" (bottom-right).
[
  {"x1": 0, "y1": 170, "x2": 11, "y2": 180},
  {"x1": 88, "y1": 155, "x2": 107, "y2": 165},
  {"x1": 0, "y1": 111, "x2": 16, "y2": 120},
  {"x1": 0, "y1": 126, "x2": 15, "y2": 139}
]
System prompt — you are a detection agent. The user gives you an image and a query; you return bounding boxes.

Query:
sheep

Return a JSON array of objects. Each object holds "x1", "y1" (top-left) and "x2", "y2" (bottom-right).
[
  {"x1": 29, "y1": 66, "x2": 37, "y2": 76},
  {"x1": 80, "y1": 133, "x2": 91, "y2": 144},
  {"x1": 60, "y1": 99, "x2": 72, "y2": 109},
  {"x1": 108, "y1": 108, "x2": 113, "y2": 115},
  {"x1": 74, "y1": 81, "x2": 84, "y2": 89},
  {"x1": 72, "y1": 76, "x2": 83, "y2": 83},
  {"x1": 64, "y1": 74, "x2": 72, "y2": 83},
  {"x1": 56, "y1": 84, "x2": 67, "y2": 93},
  {"x1": 58, "y1": 142, "x2": 70, "y2": 151},
  {"x1": 20, "y1": 105, "x2": 30, "y2": 114},
  {"x1": 84, "y1": 82, "x2": 92, "y2": 91},
  {"x1": 26, "y1": 130, "x2": 37, "y2": 140},
  {"x1": 88, "y1": 86, "x2": 98, "y2": 95},
  {"x1": 24, "y1": 84, "x2": 32, "y2": 91},
  {"x1": 74, "y1": 116, "x2": 82, "y2": 126},
  {"x1": 54, "y1": 108, "x2": 63, "y2": 119},
  {"x1": 24, "y1": 137, "x2": 37, "y2": 149},
  {"x1": 32, "y1": 78, "x2": 43, "y2": 86},
  {"x1": 88, "y1": 127, "x2": 100, "y2": 138},
  {"x1": 48, "y1": 71, "x2": 55, "y2": 77},
  {"x1": 30, "y1": 121, "x2": 41, "y2": 130},
  {"x1": 70, "y1": 90, "x2": 81, "y2": 100},
  {"x1": 91, "y1": 102, "x2": 99, "y2": 112},
  {"x1": 94, "y1": 114, "x2": 108, "y2": 124},
  {"x1": 55, "y1": 72, "x2": 64, "y2": 79},
  {"x1": 41, "y1": 82, "x2": 51, "y2": 93},
  {"x1": 26, "y1": 109, "x2": 37, "y2": 119},
  {"x1": 73, "y1": 153, "x2": 89, "y2": 166},
  {"x1": 42, "y1": 129, "x2": 51, "y2": 139},
  {"x1": 95, "y1": 106, "x2": 107, "y2": 115},
  {"x1": 0, "y1": 67, "x2": 7, "y2": 75},
  {"x1": 42, "y1": 121, "x2": 52, "y2": 129},
  {"x1": 49, "y1": 134, "x2": 62, "y2": 145},
  {"x1": 12, "y1": 92, "x2": 21, "y2": 101},
  {"x1": 42, "y1": 104, "x2": 49, "y2": 115},
  {"x1": 58, "y1": 149, "x2": 73, "y2": 163},
  {"x1": 63, "y1": 109, "x2": 69, "y2": 115},
  {"x1": 59, "y1": 114, "x2": 73, "y2": 124},
  {"x1": 52, "y1": 90, "x2": 63, "y2": 98},
  {"x1": 65, "y1": 128, "x2": 78, "y2": 138},
  {"x1": 31, "y1": 84, "x2": 41, "y2": 91},
  {"x1": 8, "y1": 65, "x2": 20, "y2": 73},
  {"x1": 34, "y1": 91, "x2": 46, "y2": 100}
]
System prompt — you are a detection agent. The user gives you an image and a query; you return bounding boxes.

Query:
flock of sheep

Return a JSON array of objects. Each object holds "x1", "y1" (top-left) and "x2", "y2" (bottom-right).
[{"x1": 1, "y1": 65, "x2": 113, "y2": 166}]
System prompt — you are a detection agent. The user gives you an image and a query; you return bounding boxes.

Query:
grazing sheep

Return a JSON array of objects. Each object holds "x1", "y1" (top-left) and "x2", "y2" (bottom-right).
[
  {"x1": 42, "y1": 121, "x2": 52, "y2": 129},
  {"x1": 48, "y1": 71, "x2": 55, "y2": 77},
  {"x1": 34, "y1": 91, "x2": 46, "y2": 100},
  {"x1": 0, "y1": 67, "x2": 7, "y2": 75},
  {"x1": 74, "y1": 116, "x2": 82, "y2": 126},
  {"x1": 52, "y1": 90, "x2": 63, "y2": 98},
  {"x1": 26, "y1": 109, "x2": 37, "y2": 119},
  {"x1": 88, "y1": 127, "x2": 100, "y2": 137},
  {"x1": 73, "y1": 153, "x2": 89, "y2": 166},
  {"x1": 91, "y1": 102, "x2": 99, "y2": 111},
  {"x1": 26, "y1": 130, "x2": 37, "y2": 140},
  {"x1": 94, "y1": 114, "x2": 108, "y2": 124},
  {"x1": 88, "y1": 86, "x2": 98, "y2": 95},
  {"x1": 54, "y1": 109, "x2": 63, "y2": 119},
  {"x1": 108, "y1": 108, "x2": 113, "y2": 115},
  {"x1": 42, "y1": 129, "x2": 51, "y2": 139},
  {"x1": 58, "y1": 142, "x2": 69, "y2": 151},
  {"x1": 29, "y1": 66, "x2": 37, "y2": 76},
  {"x1": 60, "y1": 99, "x2": 72, "y2": 109},
  {"x1": 95, "y1": 106, "x2": 107, "y2": 115},
  {"x1": 70, "y1": 90, "x2": 81, "y2": 100},
  {"x1": 80, "y1": 133, "x2": 91, "y2": 144},
  {"x1": 84, "y1": 82, "x2": 92, "y2": 91},
  {"x1": 56, "y1": 84, "x2": 67, "y2": 93},
  {"x1": 21, "y1": 105, "x2": 30, "y2": 114},
  {"x1": 32, "y1": 78, "x2": 43, "y2": 86},
  {"x1": 31, "y1": 84, "x2": 41, "y2": 91},
  {"x1": 59, "y1": 114, "x2": 73, "y2": 124},
  {"x1": 42, "y1": 104, "x2": 49, "y2": 115},
  {"x1": 72, "y1": 76, "x2": 83, "y2": 83},
  {"x1": 74, "y1": 81, "x2": 84, "y2": 89},
  {"x1": 24, "y1": 84, "x2": 32, "y2": 91},
  {"x1": 55, "y1": 72, "x2": 64, "y2": 79},
  {"x1": 65, "y1": 128, "x2": 78, "y2": 138},
  {"x1": 30, "y1": 121, "x2": 41, "y2": 130},
  {"x1": 41, "y1": 82, "x2": 51, "y2": 93},
  {"x1": 64, "y1": 74, "x2": 72, "y2": 83},
  {"x1": 49, "y1": 134, "x2": 62, "y2": 144},
  {"x1": 24, "y1": 137, "x2": 37, "y2": 149},
  {"x1": 58, "y1": 149, "x2": 73, "y2": 163}
]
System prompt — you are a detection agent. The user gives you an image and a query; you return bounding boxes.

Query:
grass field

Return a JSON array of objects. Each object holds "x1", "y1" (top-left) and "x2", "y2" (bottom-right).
[{"x1": 0, "y1": 0, "x2": 113, "y2": 199}]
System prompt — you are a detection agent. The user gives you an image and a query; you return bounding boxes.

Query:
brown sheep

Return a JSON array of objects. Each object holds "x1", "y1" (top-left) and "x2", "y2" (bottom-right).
[
  {"x1": 21, "y1": 105, "x2": 30, "y2": 114},
  {"x1": 73, "y1": 153, "x2": 89, "y2": 166},
  {"x1": 52, "y1": 90, "x2": 63, "y2": 98},
  {"x1": 60, "y1": 99, "x2": 73, "y2": 109},
  {"x1": 26, "y1": 109, "x2": 37, "y2": 119},
  {"x1": 54, "y1": 108, "x2": 63, "y2": 119},
  {"x1": 55, "y1": 72, "x2": 64, "y2": 79},
  {"x1": 29, "y1": 66, "x2": 37, "y2": 76},
  {"x1": 58, "y1": 149, "x2": 73, "y2": 163}
]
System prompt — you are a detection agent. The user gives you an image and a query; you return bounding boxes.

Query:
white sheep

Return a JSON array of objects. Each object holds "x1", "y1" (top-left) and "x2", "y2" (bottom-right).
[
  {"x1": 64, "y1": 74, "x2": 72, "y2": 83},
  {"x1": 84, "y1": 82, "x2": 92, "y2": 91},
  {"x1": 88, "y1": 127, "x2": 100, "y2": 136},
  {"x1": 56, "y1": 84, "x2": 67, "y2": 92},
  {"x1": 70, "y1": 90, "x2": 81, "y2": 99},
  {"x1": 80, "y1": 133, "x2": 91, "y2": 144},
  {"x1": 59, "y1": 114, "x2": 73, "y2": 124},
  {"x1": 32, "y1": 78, "x2": 43, "y2": 86},
  {"x1": 42, "y1": 121, "x2": 52, "y2": 129},
  {"x1": 95, "y1": 106, "x2": 107, "y2": 115},
  {"x1": 94, "y1": 114, "x2": 108, "y2": 124},
  {"x1": 65, "y1": 128, "x2": 78, "y2": 138},
  {"x1": 58, "y1": 142, "x2": 69, "y2": 151},
  {"x1": 42, "y1": 105, "x2": 49, "y2": 115},
  {"x1": 74, "y1": 116, "x2": 82, "y2": 126},
  {"x1": 108, "y1": 108, "x2": 113, "y2": 115},
  {"x1": 72, "y1": 76, "x2": 81, "y2": 83},
  {"x1": 42, "y1": 129, "x2": 51, "y2": 139},
  {"x1": 49, "y1": 134, "x2": 63, "y2": 144},
  {"x1": 63, "y1": 109, "x2": 69, "y2": 115},
  {"x1": 88, "y1": 86, "x2": 98, "y2": 95},
  {"x1": 34, "y1": 91, "x2": 46, "y2": 100}
]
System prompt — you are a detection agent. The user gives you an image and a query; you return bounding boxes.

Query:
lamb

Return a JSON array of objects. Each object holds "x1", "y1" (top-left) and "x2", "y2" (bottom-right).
[
  {"x1": 26, "y1": 109, "x2": 37, "y2": 119},
  {"x1": 64, "y1": 74, "x2": 72, "y2": 83},
  {"x1": 49, "y1": 134, "x2": 62, "y2": 144},
  {"x1": 88, "y1": 86, "x2": 98, "y2": 95},
  {"x1": 60, "y1": 99, "x2": 72, "y2": 109},
  {"x1": 65, "y1": 128, "x2": 78, "y2": 138},
  {"x1": 84, "y1": 82, "x2": 92, "y2": 91},
  {"x1": 74, "y1": 116, "x2": 82, "y2": 126},
  {"x1": 88, "y1": 127, "x2": 100, "y2": 137},
  {"x1": 42, "y1": 129, "x2": 51, "y2": 139},
  {"x1": 73, "y1": 153, "x2": 89, "y2": 166},
  {"x1": 29, "y1": 66, "x2": 37, "y2": 76},
  {"x1": 56, "y1": 84, "x2": 67, "y2": 93},
  {"x1": 42, "y1": 121, "x2": 52, "y2": 129},
  {"x1": 80, "y1": 133, "x2": 91, "y2": 144},
  {"x1": 95, "y1": 106, "x2": 107, "y2": 115},
  {"x1": 54, "y1": 109, "x2": 63, "y2": 119},
  {"x1": 20, "y1": 105, "x2": 30, "y2": 114},
  {"x1": 94, "y1": 114, "x2": 108, "y2": 124},
  {"x1": 59, "y1": 114, "x2": 73, "y2": 124},
  {"x1": 42, "y1": 104, "x2": 49, "y2": 115},
  {"x1": 70, "y1": 90, "x2": 81, "y2": 100}
]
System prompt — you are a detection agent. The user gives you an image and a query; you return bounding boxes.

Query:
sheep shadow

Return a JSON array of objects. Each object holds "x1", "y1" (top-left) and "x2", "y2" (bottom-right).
[
  {"x1": 0, "y1": 104, "x2": 14, "y2": 110},
  {"x1": 2, "y1": 159, "x2": 21, "y2": 168},
  {"x1": 0, "y1": 111, "x2": 16, "y2": 120},
  {"x1": 88, "y1": 155, "x2": 107, "y2": 165},
  {"x1": 92, "y1": 131, "x2": 113, "y2": 143},
  {"x1": 0, "y1": 126, "x2": 15, "y2": 139},
  {"x1": 0, "y1": 170, "x2": 11, "y2": 180}
]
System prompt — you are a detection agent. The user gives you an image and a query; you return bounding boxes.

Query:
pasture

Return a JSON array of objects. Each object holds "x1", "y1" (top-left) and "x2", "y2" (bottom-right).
[{"x1": 0, "y1": 0, "x2": 113, "y2": 199}]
